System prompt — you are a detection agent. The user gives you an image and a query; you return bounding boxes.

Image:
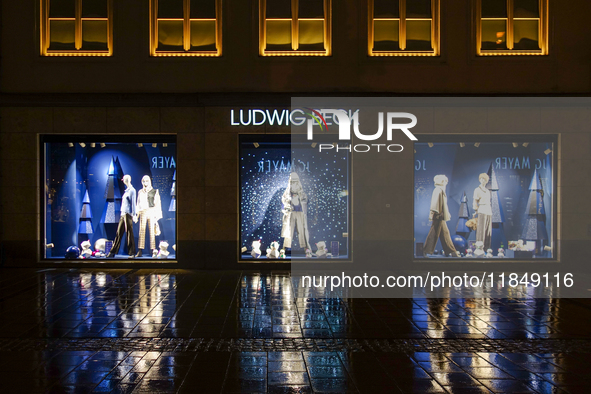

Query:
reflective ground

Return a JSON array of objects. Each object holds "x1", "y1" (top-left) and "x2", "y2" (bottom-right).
[{"x1": 1, "y1": 269, "x2": 591, "y2": 393}]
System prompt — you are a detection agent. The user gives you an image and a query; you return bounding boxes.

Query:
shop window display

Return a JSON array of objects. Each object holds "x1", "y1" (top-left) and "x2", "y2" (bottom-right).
[
  {"x1": 43, "y1": 136, "x2": 177, "y2": 260},
  {"x1": 414, "y1": 136, "x2": 555, "y2": 260},
  {"x1": 239, "y1": 135, "x2": 350, "y2": 260}
]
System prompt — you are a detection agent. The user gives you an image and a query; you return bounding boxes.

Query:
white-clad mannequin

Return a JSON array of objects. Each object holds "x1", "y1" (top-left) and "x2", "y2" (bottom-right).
[
  {"x1": 281, "y1": 172, "x2": 312, "y2": 251},
  {"x1": 473, "y1": 172, "x2": 492, "y2": 250},
  {"x1": 134, "y1": 175, "x2": 162, "y2": 257}
]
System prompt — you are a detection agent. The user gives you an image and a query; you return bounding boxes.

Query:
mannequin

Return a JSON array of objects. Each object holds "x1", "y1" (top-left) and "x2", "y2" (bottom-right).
[
  {"x1": 107, "y1": 175, "x2": 136, "y2": 258},
  {"x1": 281, "y1": 172, "x2": 312, "y2": 252},
  {"x1": 473, "y1": 173, "x2": 492, "y2": 250},
  {"x1": 134, "y1": 175, "x2": 162, "y2": 257},
  {"x1": 423, "y1": 175, "x2": 460, "y2": 257}
]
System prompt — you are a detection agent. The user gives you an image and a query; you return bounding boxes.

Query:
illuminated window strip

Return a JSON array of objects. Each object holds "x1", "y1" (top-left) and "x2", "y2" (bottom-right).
[
  {"x1": 368, "y1": 0, "x2": 440, "y2": 56},
  {"x1": 151, "y1": 0, "x2": 222, "y2": 56},
  {"x1": 260, "y1": 0, "x2": 332, "y2": 56},
  {"x1": 476, "y1": 0, "x2": 548, "y2": 56},
  {"x1": 41, "y1": 0, "x2": 113, "y2": 56}
]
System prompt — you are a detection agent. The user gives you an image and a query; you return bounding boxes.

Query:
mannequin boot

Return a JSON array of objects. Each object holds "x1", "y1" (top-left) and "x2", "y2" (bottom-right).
[{"x1": 136, "y1": 249, "x2": 143, "y2": 258}]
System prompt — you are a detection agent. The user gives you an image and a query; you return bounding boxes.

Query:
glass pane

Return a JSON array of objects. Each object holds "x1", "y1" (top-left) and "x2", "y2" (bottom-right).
[
  {"x1": 514, "y1": 0, "x2": 539, "y2": 18},
  {"x1": 157, "y1": 20, "x2": 184, "y2": 51},
  {"x1": 299, "y1": 0, "x2": 324, "y2": 18},
  {"x1": 373, "y1": 19, "x2": 399, "y2": 51},
  {"x1": 481, "y1": 0, "x2": 507, "y2": 18},
  {"x1": 191, "y1": 0, "x2": 216, "y2": 18},
  {"x1": 190, "y1": 20, "x2": 216, "y2": 50},
  {"x1": 374, "y1": 0, "x2": 399, "y2": 18},
  {"x1": 81, "y1": 20, "x2": 108, "y2": 50},
  {"x1": 49, "y1": 20, "x2": 76, "y2": 50},
  {"x1": 49, "y1": 0, "x2": 75, "y2": 18},
  {"x1": 406, "y1": 0, "x2": 431, "y2": 18},
  {"x1": 158, "y1": 0, "x2": 184, "y2": 18},
  {"x1": 481, "y1": 19, "x2": 507, "y2": 50},
  {"x1": 82, "y1": 0, "x2": 108, "y2": 18},
  {"x1": 266, "y1": 0, "x2": 292, "y2": 18},
  {"x1": 406, "y1": 19, "x2": 432, "y2": 50},
  {"x1": 298, "y1": 19, "x2": 324, "y2": 50},
  {"x1": 514, "y1": 19, "x2": 539, "y2": 50},
  {"x1": 266, "y1": 20, "x2": 292, "y2": 50}
]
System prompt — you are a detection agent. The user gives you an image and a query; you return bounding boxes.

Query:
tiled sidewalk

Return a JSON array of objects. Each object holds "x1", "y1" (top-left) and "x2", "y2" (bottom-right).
[{"x1": 0, "y1": 268, "x2": 590, "y2": 393}]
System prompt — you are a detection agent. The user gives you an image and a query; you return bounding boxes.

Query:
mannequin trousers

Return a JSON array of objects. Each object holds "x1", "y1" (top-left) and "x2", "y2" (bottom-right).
[
  {"x1": 111, "y1": 213, "x2": 135, "y2": 256},
  {"x1": 424, "y1": 219, "x2": 457, "y2": 256},
  {"x1": 476, "y1": 213, "x2": 492, "y2": 250},
  {"x1": 283, "y1": 211, "x2": 311, "y2": 249},
  {"x1": 138, "y1": 212, "x2": 156, "y2": 250}
]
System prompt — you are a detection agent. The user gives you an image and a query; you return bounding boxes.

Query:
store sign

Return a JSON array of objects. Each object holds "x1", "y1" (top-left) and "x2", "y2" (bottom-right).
[{"x1": 230, "y1": 108, "x2": 360, "y2": 126}]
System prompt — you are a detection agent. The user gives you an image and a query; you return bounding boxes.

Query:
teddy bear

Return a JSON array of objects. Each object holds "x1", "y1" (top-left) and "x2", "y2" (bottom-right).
[
  {"x1": 486, "y1": 248, "x2": 493, "y2": 258},
  {"x1": 93, "y1": 238, "x2": 107, "y2": 258},
  {"x1": 279, "y1": 249, "x2": 286, "y2": 259},
  {"x1": 79, "y1": 240, "x2": 92, "y2": 259},
  {"x1": 157, "y1": 241, "x2": 170, "y2": 259},
  {"x1": 315, "y1": 241, "x2": 328, "y2": 258},
  {"x1": 266, "y1": 241, "x2": 280, "y2": 259},
  {"x1": 465, "y1": 248, "x2": 473, "y2": 257},
  {"x1": 473, "y1": 241, "x2": 485, "y2": 257},
  {"x1": 251, "y1": 240, "x2": 262, "y2": 258},
  {"x1": 497, "y1": 247, "x2": 505, "y2": 258}
]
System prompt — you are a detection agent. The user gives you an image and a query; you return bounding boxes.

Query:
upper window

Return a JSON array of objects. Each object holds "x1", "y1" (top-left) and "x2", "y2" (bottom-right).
[
  {"x1": 477, "y1": 0, "x2": 548, "y2": 55},
  {"x1": 41, "y1": 0, "x2": 112, "y2": 56},
  {"x1": 260, "y1": 0, "x2": 331, "y2": 56},
  {"x1": 150, "y1": 0, "x2": 222, "y2": 56},
  {"x1": 369, "y1": 0, "x2": 439, "y2": 56}
]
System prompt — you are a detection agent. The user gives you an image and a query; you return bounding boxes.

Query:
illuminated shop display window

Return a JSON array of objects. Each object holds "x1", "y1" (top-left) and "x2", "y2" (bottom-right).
[
  {"x1": 239, "y1": 135, "x2": 350, "y2": 260},
  {"x1": 260, "y1": 0, "x2": 331, "y2": 56},
  {"x1": 151, "y1": 0, "x2": 222, "y2": 56},
  {"x1": 42, "y1": 136, "x2": 177, "y2": 260},
  {"x1": 414, "y1": 136, "x2": 556, "y2": 260},
  {"x1": 41, "y1": 0, "x2": 113, "y2": 56},
  {"x1": 477, "y1": 0, "x2": 548, "y2": 55},
  {"x1": 369, "y1": 0, "x2": 439, "y2": 56}
]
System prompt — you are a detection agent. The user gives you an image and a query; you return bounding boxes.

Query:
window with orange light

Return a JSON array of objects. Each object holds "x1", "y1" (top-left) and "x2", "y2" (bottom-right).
[
  {"x1": 260, "y1": 0, "x2": 331, "y2": 56},
  {"x1": 477, "y1": 0, "x2": 548, "y2": 55},
  {"x1": 41, "y1": 0, "x2": 112, "y2": 56},
  {"x1": 151, "y1": 0, "x2": 221, "y2": 56},
  {"x1": 369, "y1": 0, "x2": 439, "y2": 56}
]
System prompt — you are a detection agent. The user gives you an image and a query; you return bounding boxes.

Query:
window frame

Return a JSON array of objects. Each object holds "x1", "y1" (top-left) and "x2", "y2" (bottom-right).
[
  {"x1": 476, "y1": 0, "x2": 548, "y2": 56},
  {"x1": 369, "y1": 0, "x2": 440, "y2": 57},
  {"x1": 259, "y1": 0, "x2": 332, "y2": 56},
  {"x1": 40, "y1": 0, "x2": 113, "y2": 56},
  {"x1": 150, "y1": 0, "x2": 222, "y2": 57}
]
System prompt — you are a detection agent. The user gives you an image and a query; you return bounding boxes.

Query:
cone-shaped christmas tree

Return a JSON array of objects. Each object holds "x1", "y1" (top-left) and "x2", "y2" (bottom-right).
[
  {"x1": 169, "y1": 170, "x2": 176, "y2": 212},
  {"x1": 521, "y1": 169, "x2": 548, "y2": 253},
  {"x1": 487, "y1": 162, "x2": 507, "y2": 253},
  {"x1": 100, "y1": 156, "x2": 122, "y2": 240},
  {"x1": 455, "y1": 192, "x2": 471, "y2": 239},
  {"x1": 78, "y1": 190, "x2": 93, "y2": 234}
]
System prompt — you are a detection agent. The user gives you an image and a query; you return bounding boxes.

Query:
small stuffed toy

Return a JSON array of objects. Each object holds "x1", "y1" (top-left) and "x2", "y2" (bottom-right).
[
  {"x1": 266, "y1": 241, "x2": 280, "y2": 259},
  {"x1": 497, "y1": 248, "x2": 505, "y2": 258},
  {"x1": 152, "y1": 249, "x2": 158, "y2": 258},
  {"x1": 79, "y1": 240, "x2": 92, "y2": 259},
  {"x1": 305, "y1": 248, "x2": 313, "y2": 258},
  {"x1": 486, "y1": 248, "x2": 493, "y2": 258},
  {"x1": 473, "y1": 241, "x2": 485, "y2": 257},
  {"x1": 157, "y1": 241, "x2": 170, "y2": 259},
  {"x1": 466, "y1": 248, "x2": 473, "y2": 257},
  {"x1": 93, "y1": 238, "x2": 107, "y2": 258},
  {"x1": 279, "y1": 249, "x2": 286, "y2": 259},
  {"x1": 251, "y1": 240, "x2": 262, "y2": 258},
  {"x1": 315, "y1": 241, "x2": 327, "y2": 258}
]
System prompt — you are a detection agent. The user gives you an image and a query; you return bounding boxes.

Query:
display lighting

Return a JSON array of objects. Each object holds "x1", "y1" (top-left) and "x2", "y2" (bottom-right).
[
  {"x1": 253, "y1": 142, "x2": 260, "y2": 148},
  {"x1": 544, "y1": 149, "x2": 552, "y2": 155},
  {"x1": 138, "y1": 143, "x2": 143, "y2": 147},
  {"x1": 152, "y1": 143, "x2": 157, "y2": 148},
  {"x1": 428, "y1": 142, "x2": 434, "y2": 148},
  {"x1": 79, "y1": 142, "x2": 86, "y2": 148},
  {"x1": 68, "y1": 143, "x2": 74, "y2": 148},
  {"x1": 163, "y1": 143, "x2": 168, "y2": 147},
  {"x1": 512, "y1": 142, "x2": 519, "y2": 148},
  {"x1": 311, "y1": 142, "x2": 317, "y2": 148},
  {"x1": 459, "y1": 142, "x2": 465, "y2": 147},
  {"x1": 90, "y1": 143, "x2": 96, "y2": 148},
  {"x1": 100, "y1": 143, "x2": 106, "y2": 148},
  {"x1": 522, "y1": 142, "x2": 529, "y2": 147},
  {"x1": 474, "y1": 142, "x2": 480, "y2": 147}
]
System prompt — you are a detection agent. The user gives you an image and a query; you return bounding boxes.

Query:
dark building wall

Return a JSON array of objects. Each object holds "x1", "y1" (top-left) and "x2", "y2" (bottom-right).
[{"x1": 2, "y1": 1, "x2": 591, "y2": 94}]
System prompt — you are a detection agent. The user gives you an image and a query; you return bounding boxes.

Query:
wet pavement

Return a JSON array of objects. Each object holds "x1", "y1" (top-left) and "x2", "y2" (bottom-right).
[{"x1": 1, "y1": 269, "x2": 591, "y2": 393}]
